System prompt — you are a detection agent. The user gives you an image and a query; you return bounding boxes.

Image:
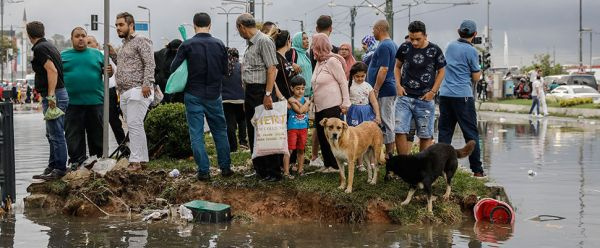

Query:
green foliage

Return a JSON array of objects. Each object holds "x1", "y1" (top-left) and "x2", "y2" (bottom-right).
[
  {"x1": 48, "y1": 180, "x2": 70, "y2": 197},
  {"x1": 559, "y1": 97, "x2": 593, "y2": 107},
  {"x1": 145, "y1": 103, "x2": 191, "y2": 158},
  {"x1": 521, "y1": 53, "x2": 565, "y2": 76}
]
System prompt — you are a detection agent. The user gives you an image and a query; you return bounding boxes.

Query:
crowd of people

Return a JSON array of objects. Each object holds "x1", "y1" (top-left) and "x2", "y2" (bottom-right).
[{"x1": 28, "y1": 11, "x2": 487, "y2": 182}]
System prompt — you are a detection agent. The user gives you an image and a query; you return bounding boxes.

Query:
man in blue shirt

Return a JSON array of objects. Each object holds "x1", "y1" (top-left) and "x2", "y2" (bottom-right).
[
  {"x1": 438, "y1": 20, "x2": 485, "y2": 178},
  {"x1": 171, "y1": 12, "x2": 233, "y2": 181},
  {"x1": 367, "y1": 19, "x2": 397, "y2": 157}
]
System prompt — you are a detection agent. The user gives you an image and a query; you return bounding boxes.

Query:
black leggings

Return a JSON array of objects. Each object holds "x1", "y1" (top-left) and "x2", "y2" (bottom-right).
[{"x1": 315, "y1": 106, "x2": 341, "y2": 169}]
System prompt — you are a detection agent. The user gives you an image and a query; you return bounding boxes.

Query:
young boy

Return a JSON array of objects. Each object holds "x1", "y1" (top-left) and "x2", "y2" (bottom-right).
[{"x1": 284, "y1": 76, "x2": 311, "y2": 179}]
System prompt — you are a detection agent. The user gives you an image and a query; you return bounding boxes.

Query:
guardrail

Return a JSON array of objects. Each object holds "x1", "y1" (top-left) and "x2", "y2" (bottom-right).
[{"x1": 0, "y1": 102, "x2": 16, "y2": 207}]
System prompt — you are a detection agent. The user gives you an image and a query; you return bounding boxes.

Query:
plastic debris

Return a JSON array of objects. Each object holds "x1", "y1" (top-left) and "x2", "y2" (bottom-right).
[
  {"x1": 179, "y1": 205, "x2": 194, "y2": 222},
  {"x1": 143, "y1": 211, "x2": 165, "y2": 221},
  {"x1": 91, "y1": 158, "x2": 117, "y2": 176},
  {"x1": 528, "y1": 170, "x2": 537, "y2": 177},
  {"x1": 492, "y1": 137, "x2": 500, "y2": 143},
  {"x1": 499, "y1": 117, "x2": 506, "y2": 123},
  {"x1": 169, "y1": 169, "x2": 180, "y2": 178},
  {"x1": 590, "y1": 121, "x2": 596, "y2": 125},
  {"x1": 529, "y1": 215, "x2": 565, "y2": 222},
  {"x1": 497, "y1": 129, "x2": 508, "y2": 133}
]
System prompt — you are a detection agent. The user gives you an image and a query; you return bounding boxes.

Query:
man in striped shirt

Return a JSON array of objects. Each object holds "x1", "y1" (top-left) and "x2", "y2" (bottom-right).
[{"x1": 236, "y1": 13, "x2": 283, "y2": 182}]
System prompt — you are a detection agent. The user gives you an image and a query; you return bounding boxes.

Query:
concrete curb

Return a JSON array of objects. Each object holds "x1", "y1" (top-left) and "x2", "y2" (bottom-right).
[{"x1": 477, "y1": 102, "x2": 600, "y2": 118}]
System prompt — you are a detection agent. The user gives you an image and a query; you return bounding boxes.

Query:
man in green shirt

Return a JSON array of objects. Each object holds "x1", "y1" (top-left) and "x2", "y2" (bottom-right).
[{"x1": 62, "y1": 27, "x2": 112, "y2": 170}]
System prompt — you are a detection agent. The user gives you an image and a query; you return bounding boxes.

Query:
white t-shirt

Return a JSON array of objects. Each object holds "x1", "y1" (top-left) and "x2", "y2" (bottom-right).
[
  {"x1": 532, "y1": 80, "x2": 542, "y2": 97},
  {"x1": 349, "y1": 82, "x2": 373, "y2": 105},
  {"x1": 530, "y1": 71, "x2": 538, "y2": 83}
]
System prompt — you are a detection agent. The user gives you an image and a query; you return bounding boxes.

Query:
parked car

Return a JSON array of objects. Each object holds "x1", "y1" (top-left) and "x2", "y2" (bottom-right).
[
  {"x1": 549, "y1": 85, "x2": 600, "y2": 104},
  {"x1": 545, "y1": 74, "x2": 598, "y2": 91}
]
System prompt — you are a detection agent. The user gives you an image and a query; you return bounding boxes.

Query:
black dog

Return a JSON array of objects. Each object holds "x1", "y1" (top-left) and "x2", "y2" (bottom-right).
[{"x1": 385, "y1": 141, "x2": 476, "y2": 213}]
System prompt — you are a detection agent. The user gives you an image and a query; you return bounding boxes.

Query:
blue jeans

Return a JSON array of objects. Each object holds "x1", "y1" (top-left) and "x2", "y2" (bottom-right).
[
  {"x1": 394, "y1": 96, "x2": 436, "y2": 139},
  {"x1": 529, "y1": 96, "x2": 539, "y2": 115},
  {"x1": 42, "y1": 88, "x2": 69, "y2": 171},
  {"x1": 437, "y1": 96, "x2": 483, "y2": 174},
  {"x1": 184, "y1": 93, "x2": 231, "y2": 175}
]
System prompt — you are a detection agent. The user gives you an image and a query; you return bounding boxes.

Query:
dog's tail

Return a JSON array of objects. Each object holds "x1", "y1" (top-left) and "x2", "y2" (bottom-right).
[{"x1": 455, "y1": 140, "x2": 476, "y2": 158}]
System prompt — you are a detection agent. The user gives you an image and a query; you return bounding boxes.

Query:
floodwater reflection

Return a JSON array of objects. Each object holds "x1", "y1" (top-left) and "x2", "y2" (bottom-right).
[{"x1": 2, "y1": 111, "x2": 600, "y2": 247}]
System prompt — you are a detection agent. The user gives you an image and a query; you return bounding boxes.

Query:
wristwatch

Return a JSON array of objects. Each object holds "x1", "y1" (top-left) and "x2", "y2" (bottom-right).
[{"x1": 265, "y1": 91, "x2": 272, "y2": 97}]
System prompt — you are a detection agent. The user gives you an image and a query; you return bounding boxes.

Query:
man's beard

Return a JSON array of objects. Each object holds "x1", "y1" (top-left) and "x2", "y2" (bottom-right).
[{"x1": 118, "y1": 29, "x2": 130, "y2": 38}]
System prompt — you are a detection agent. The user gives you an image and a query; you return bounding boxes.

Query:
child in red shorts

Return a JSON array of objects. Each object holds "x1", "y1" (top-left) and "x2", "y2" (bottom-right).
[{"x1": 284, "y1": 76, "x2": 311, "y2": 179}]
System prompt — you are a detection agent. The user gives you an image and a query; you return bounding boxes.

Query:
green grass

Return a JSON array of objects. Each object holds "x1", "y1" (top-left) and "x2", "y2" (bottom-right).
[
  {"x1": 146, "y1": 125, "x2": 492, "y2": 224},
  {"x1": 495, "y1": 98, "x2": 600, "y2": 109}
]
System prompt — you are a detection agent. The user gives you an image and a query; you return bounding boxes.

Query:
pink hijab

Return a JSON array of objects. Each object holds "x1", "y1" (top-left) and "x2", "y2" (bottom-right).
[
  {"x1": 312, "y1": 33, "x2": 347, "y2": 74},
  {"x1": 339, "y1": 43, "x2": 356, "y2": 79}
]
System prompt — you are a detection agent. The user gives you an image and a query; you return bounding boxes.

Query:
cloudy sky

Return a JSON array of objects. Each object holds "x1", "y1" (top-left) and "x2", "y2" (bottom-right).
[{"x1": 4, "y1": 0, "x2": 599, "y2": 67}]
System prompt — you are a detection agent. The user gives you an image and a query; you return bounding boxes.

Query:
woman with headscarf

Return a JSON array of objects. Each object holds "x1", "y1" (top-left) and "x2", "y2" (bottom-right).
[
  {"x1": 286, "y1": 32, "x2": 313, "y2": 96},
  {"x1": 361, "y1": 35, "x2": 378, "y2": 66},
  {"x1": 311, "y1": 33, "x2": 351, "y2": 173},
  {"x1": 338, "y1": 43, "x2": 357, "y2": 79},
  {"x1": 221, "y1": 48, "x2": 248, "y2": 152}
]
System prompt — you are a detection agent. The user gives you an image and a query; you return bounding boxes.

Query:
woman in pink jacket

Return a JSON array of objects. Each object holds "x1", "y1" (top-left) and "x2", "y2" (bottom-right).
[{"x1": 311, "y1": 33, "x2": 351, "y2": 173}]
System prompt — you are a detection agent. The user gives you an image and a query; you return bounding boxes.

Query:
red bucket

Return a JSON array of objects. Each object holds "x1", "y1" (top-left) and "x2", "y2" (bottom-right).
[{"x1": 474, "y1": 198, "x2": 515, "y2": 225}]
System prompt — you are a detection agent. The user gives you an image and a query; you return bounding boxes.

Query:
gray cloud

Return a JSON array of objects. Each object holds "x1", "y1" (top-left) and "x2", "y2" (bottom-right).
[{"x1": 4, "y1": 0, "x2": 599, "y2": 67}]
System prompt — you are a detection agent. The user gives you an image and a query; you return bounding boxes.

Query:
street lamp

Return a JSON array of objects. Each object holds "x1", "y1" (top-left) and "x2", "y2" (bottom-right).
[
  {"x1": 212, "y1": 6, "x2": 243, "y2": 47},
  {"x1": 581, "y1": 28, "x2": 593, "y2": 71},
  {"x1": 137, "y1": 5, "x2": 151, "y2": 40}
]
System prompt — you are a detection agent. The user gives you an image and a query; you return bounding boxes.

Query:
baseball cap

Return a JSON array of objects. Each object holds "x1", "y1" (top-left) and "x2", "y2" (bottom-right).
[{"x1": 460, "y1": 20, "x2": 477, "y2": 35}]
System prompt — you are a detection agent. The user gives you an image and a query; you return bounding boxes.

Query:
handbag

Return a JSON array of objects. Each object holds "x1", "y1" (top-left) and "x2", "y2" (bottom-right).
[{"x1": 165, "y1": 25, "x2": 188, "y2": 94}]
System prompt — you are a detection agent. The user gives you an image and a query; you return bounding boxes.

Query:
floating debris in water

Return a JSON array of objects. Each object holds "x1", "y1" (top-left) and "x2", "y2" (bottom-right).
[
  {"x1": 590, "y1": 121, "x2": 596, "y2": 125},
  {"x1": 529, "y1": 215, "x2": 565, "y2": 222},
  {"x1": 497, "y1": 129, "x2": 508, "y2": 133},
  {"x1": 492, "y1": 137, "x2": 500, "y2": 143},
  {"x1": 528, "y1": 170, "x2": 537, "y2": 177}
]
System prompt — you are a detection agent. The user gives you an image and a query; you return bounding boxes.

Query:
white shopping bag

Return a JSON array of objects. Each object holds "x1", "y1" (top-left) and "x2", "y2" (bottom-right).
[{"x1": 251, "y1": 101, "x2": 289, "y2": 159}]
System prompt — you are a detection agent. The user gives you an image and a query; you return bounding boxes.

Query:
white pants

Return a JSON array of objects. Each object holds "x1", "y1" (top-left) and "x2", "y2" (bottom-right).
[
  {"x1": 120, "y1": 87, "x2": 153, "y2": 163},
  {"x1": 539, "y1": 93, "x2": 548, "y2": 115}
]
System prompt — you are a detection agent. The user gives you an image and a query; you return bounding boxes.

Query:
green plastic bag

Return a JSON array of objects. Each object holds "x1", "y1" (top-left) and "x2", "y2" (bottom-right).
[
  {"x1": 43, "y1": 96, "x2": 65, "y2": 120},
  {"x1": 165, "y1": 25, "x2": 189, "y2": 94}
]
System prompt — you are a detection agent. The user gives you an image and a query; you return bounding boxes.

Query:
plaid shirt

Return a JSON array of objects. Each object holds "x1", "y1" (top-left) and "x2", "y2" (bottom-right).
[
  {"x1": 109, "y1": 33, "x2": 155, "y2": 92},
  {"x1": 242, "y1": 32, "x2": 278, "y2": 85}
]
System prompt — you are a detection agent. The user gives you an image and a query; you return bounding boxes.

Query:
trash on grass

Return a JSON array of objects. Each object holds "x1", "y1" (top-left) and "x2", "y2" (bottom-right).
[{"x1": 169, "y1": 169, "x2": 181, "y2": 178}]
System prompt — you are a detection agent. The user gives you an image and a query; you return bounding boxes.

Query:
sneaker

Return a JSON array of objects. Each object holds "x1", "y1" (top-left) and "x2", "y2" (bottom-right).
[
  {"x1": 196, "y1": 173, "x2": 211, "y2": 181},
  {"x1": 32, "y1": 167, "x2": 53, "y2": 179},
  {"x1": 38, "y1": 169, "x2": 66, "y2": 181},
  {"x1": 473, "y1": 172, "x2": 487, "y2": 179},
  {"x1": 221, "y1": 169, "x2": 234, "y2": 177},
  {"x1": 309, "y1": 157, "x2": 325, "y2": 167},
  {"x1": 69, "y1": 162, "x2": 82, "y2": 171}
]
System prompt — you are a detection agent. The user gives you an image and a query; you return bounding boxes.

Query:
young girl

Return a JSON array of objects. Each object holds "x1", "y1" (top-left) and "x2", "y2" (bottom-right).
[{"x1": 346, "y1": 62, "x2": 381, "y2": 127}]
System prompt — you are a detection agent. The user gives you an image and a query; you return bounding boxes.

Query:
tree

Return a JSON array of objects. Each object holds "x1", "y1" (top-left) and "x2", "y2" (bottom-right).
[
  {"x1": 0, "y1": 36, "x2": 18, "y2": 63},
  {"x1": 521, "y1": 53, "x2": 564, "y2": 76}
]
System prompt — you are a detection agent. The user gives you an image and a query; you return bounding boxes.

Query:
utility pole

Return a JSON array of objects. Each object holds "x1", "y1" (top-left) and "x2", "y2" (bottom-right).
[
  {"x1": 102, "y1": 0, "x2": 110, "y2": 158},
  {"x1": 350, "y1": 7, "x2": 357, "y2": 53},
  {"x1": 214, "y1": 6, "x2": 243, "y2": 47},
  {"x1": 579, "y1": 0, "x2": 582, "y2": 67},
  {"x1": 385, "y1": 0, "x2": 393, "y2": 39}
]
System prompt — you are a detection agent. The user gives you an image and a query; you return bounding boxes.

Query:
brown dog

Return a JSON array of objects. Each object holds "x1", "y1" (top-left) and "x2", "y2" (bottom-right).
[{"x1": 320, "y1": 118, "x2": 384, "y2": 193}]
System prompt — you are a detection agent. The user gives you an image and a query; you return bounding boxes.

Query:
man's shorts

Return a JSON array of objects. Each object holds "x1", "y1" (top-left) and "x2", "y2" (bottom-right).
[
  {"x1": 288, "y1": 129, "x2": 308, "y2": 150},
  {"x1": 394, "y1": 96, "x2": 435, "y2": 139},
  {"x1": 379, "y1": 96, "x2": 396, "y2": 144}
]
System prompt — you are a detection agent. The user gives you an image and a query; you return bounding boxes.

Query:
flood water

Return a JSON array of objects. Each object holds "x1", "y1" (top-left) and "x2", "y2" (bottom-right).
[{"x1": 1, "y1": 108, "x2": 600, "y2": 247}]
